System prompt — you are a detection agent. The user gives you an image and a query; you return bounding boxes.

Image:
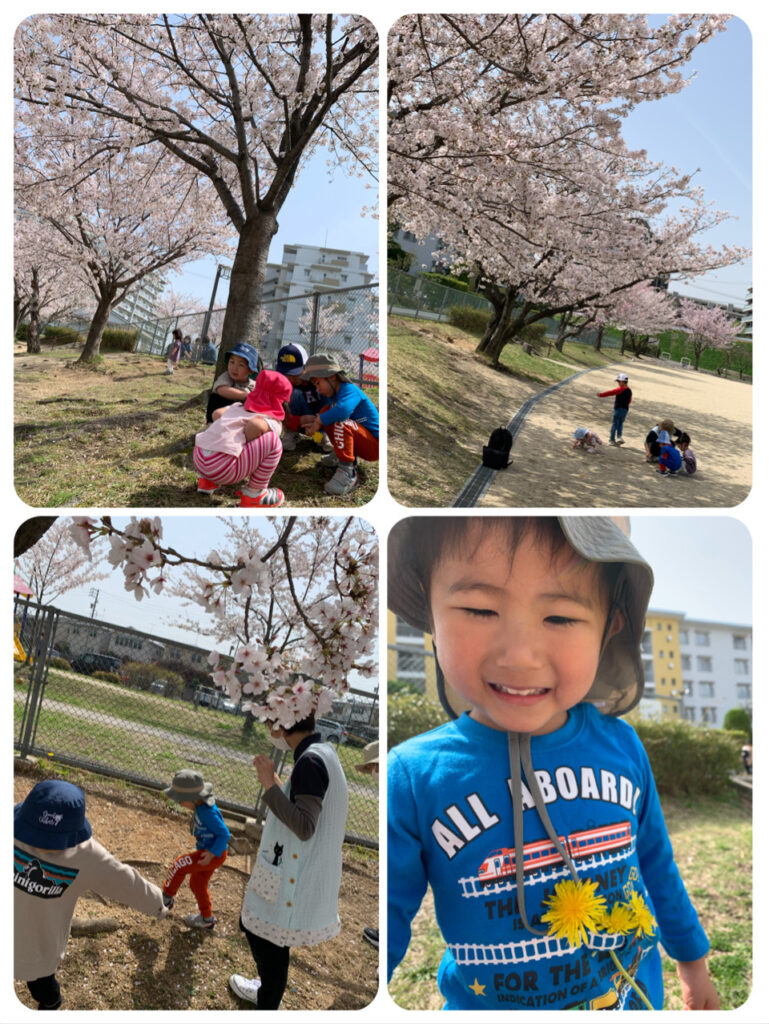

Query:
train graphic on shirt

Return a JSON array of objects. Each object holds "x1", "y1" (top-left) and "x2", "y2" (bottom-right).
[{"x1": 478, "y1": 821, "x2": 632, "y2": 886}]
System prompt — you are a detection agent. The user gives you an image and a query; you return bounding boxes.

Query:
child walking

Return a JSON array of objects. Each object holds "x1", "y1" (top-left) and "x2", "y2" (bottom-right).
[
  {"x1": 193, "y1": 368, "x2": 293, "y2": 507},
  {"x1": 597, "y1": 372, "x2": 632, "y2": 445},
  {"x1": 164, "y1": 328, "x2": 183, "y2": 375},
  {"x1": 388, "y1": 516, "x2": 719, "y2": 1011},
  {"x1": 15, "y1": 780, "x2": 168, "y2": 1010},
  {"x1": 297, "y1": 352, "x2": 379, "y2": 496},
  {"x1": 162, "y1": 769, "x2": 231, "y2": 930}
]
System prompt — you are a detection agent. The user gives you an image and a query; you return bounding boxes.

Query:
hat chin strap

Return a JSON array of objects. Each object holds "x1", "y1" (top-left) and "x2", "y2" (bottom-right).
[{"x1": 508, "y1": 731, "x2": 581, "y2": 936}]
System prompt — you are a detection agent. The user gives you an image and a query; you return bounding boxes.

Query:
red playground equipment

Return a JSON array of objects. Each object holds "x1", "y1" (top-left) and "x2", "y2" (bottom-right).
[{"x1": 358, "y1": 346, "x2": 379, "y2": 388}]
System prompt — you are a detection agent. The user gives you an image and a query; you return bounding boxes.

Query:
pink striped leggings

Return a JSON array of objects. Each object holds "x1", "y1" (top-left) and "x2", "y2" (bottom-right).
[{"x1": 193, "y1": 432, "x2": 282, "y2": 492}]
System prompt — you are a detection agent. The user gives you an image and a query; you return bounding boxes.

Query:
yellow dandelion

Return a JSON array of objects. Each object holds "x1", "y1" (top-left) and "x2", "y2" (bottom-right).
[
  {"x1": 541, "y1": 878, "x2": 607, "y2": 949},
  {"x1": 625, "y1": 890, "x2": 657, "y2": 939},
  {"x1": 599, "y1": 902, "x2": 634, "y2": 935}
]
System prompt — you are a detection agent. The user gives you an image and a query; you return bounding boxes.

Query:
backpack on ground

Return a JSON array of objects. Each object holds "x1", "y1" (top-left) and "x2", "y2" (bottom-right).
[{"x1": 482, "y1": 426, "x2": 513, "y2": 469}]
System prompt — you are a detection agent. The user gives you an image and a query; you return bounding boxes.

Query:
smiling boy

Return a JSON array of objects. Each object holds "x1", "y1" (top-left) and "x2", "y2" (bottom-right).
[{"x1": 388, "y1": 516, "x2": 719, "y2": 1011}]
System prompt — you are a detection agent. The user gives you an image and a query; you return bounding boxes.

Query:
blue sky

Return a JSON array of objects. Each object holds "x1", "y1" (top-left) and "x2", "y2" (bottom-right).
[
  {"x1": 629, "y1": 516, "x2": 751, "y2": 624},
  {"x1": 621, "y1": 15, "x2": 752, "y2": 307}
]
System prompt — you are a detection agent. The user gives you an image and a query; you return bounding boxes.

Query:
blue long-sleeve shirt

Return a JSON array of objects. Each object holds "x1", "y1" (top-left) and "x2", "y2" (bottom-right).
[
  {"x1": 318, "y1": 382, "x2": 379, "y2": 438},
  {"x1": 192, "y1": 802, "x2": 230, "y2": 857},
  {"x1": 388, "y1": 704, "x2": 709, "y2": 1010}
]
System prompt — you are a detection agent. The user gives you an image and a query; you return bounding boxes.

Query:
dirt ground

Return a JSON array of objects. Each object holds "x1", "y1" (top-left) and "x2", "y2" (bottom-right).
[
  {"x1": 13, "y1": 767, "x2": 379, "y2": 1012},
  {"x1": 478, "y1": 359, "x2": 752, "y2": 508}
]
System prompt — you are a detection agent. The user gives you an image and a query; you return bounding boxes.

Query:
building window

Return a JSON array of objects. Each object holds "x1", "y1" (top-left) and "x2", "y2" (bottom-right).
[
  {"x1": 700, "y1": 707, "x2": 717, "y2": 724},
  {"x1": 669, "y1": 651, "x2": 674, "y2": 659},
  {"x1": 396, "y1": 649, "x2": 426, "y2": 680},
  {"x1": 679, "y1": 629, "x2": 689, "y2": 644},
  {"x1": 696, "y1": 656, "x2": 713, "y2": 672},
  {"x1": 682, "y1": 706, "x2": 696, "y2": 722},
  {"x1": 734, "y1": 658, "x2": 749, "y2": 675},
  {"x1": 733, "y1": 634, "x2": 747, "y2": 650},
  {"x1": 695, "y1": 630, "x2": 710, "y2": 647},
  {"x1": 658, "y1": 649, "x2": 664, "y2": 658},
  {"x1": 641, "y1": 631, "x2": 652, "y2": 655},
  {"x1": 736, "y1": 683, "x2": 752, "y2": 701},
  {"x1": 656, "y1": 623, "x2": 662, "y2": 630},
  {"x1": 681, "y1": 654, "x2": 691, "y2": 670},
  {"x1": 643, "y1": 660, "x2": 655, "y2": 683},
  {"x1": 698, "y1": 681, "x2": 714, "y2": 699},
  {"x1": 682, "y1": 680, "x2": 693, "y2": 696}
]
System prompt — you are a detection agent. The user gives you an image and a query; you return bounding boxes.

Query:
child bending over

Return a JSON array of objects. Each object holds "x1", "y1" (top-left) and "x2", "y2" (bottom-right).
[
  {"x1": 572, "y1": 427, "x2": 603, "y2": 453},
  {"x1": 388, "y1": 516, "x2": 719, "y2": 1011},
  {"x1": 194, "y1": 369, "x2": 293, "y2": 508}
]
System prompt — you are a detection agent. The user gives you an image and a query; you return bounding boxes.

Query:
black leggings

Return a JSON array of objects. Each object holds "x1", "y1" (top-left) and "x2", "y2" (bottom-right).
[
  {"x1": 27, "y1": 974, "x2": 61, "y2": 1010},
  {"x1": 240, "y1": 919, "x2": 290, "y2": 1009}
]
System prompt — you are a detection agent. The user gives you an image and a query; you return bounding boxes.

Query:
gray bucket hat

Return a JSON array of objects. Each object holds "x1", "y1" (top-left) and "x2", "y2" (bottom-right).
[
  {"x1": 301, "y1": 352, "x2": 343, "y2": 378},
  {"x1": 388, "y1": 515, "x2": 653, "y2": 720},
  {"x1": 164, "y1": 769, "x2": 215, "y2": 806}
]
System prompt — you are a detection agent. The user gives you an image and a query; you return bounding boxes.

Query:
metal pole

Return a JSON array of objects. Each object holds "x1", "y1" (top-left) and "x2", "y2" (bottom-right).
[
  {"x1": 201, "y1": 265, "x2": 222, "y2": 342},
  {"x1": 310, "y1": 292, "x2": 320, "y2": 354}
]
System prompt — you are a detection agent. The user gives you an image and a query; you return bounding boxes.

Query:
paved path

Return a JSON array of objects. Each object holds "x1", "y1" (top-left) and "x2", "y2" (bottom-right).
[{"x1": 475, "y1": 361, "x2": 751, "y2": 508}]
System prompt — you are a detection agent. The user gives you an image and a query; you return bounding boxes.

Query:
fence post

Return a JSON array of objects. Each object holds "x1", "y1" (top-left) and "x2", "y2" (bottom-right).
[
  {"x1": 310, "y1": 292, "x2": 321, "y2": 354},
  {"x1": 17, "y1": 606, "x2": 58, "y2": 758}
]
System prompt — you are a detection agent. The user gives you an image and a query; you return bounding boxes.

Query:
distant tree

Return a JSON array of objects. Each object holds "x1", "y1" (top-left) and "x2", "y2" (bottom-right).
[
  {"x1": 677, "y1": 298, "x2": 742, "y2": 371},
  {"x1": 15, "y1": 520, "x2": 107, "y2": 605},
  {"x1": 723, "y1": 707, "x2": 751, "y2": 739}
]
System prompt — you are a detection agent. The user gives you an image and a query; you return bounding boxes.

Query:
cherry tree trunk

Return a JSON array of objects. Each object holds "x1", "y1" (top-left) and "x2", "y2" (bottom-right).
[
  {"x1": 215, "y1": 210, "x2": 279, "y2": 377},
  {"x1": 476, "y1": 291, "x2": 532, "y2": 366},
  {"x1": 26, "y1": 267, "x2": 41, "y2": 354},
  {"x1": 77, "y1": 289, "x2": 117, "y2": 364},
  {"x1": 593, "y1": 325, "x2": 604, "y2": 352}
]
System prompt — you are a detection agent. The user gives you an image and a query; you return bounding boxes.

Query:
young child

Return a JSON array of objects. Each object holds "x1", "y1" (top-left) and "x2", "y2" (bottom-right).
[
  {"x1": 677, "y1": 432, "x2": 697, "y2": 475},
  {"x1": 388, "y1": 516, "x2": 720, "y2": 1011},
  {"x1": 164, "y1": 328, "x2": 183, "y2": 375},
  {"x1": 298, "y1": 352, "x2": 380, "y2": 496},
  {"x1": 206, "y1": 342, "x2": 259, "y2": 422},
  {"x1": 162, "y1": 769, "x2": 231, "y2": 930},
  {"x1": 572, "y1": 427, "x2": 603, "y2": 453},
  {"x1": 597, "y1": 372, "x2": 632, "y2": 445},
  {"x1": 193, "y1": 368, "x2": 293, "y2": 507},
  {"x1": 656, "y1": 430, "x2": 683, "y2": 476},
  {"x1": 644, "y1": 419, "x2": 676, "y2": 462},
  {"x1": 275, "y1": 343, "x2": 326, "y2": 451},
  {"x1": 15, "y1": 780, "x2": 168, "y2": 1009}
]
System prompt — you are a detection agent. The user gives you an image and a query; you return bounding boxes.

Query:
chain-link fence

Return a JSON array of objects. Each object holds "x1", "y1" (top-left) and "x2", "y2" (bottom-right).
[
  {"x1": 132, "y1": 284, "x2": 380, "y2": 388},
  {"x1": 14, "y1": 599, "x2": 378, "y2": 848},
  {"x1": 388, "y1": 267, "x2": 492, "y2": 321}
]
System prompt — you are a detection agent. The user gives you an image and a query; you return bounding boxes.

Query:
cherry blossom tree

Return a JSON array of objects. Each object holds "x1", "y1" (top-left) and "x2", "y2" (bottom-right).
[
  {"x1": 15, "y1": 520, "x2": 107, "y2": 606},
  {"x1": 68, "y1": 515, "x2": 378, "y2": 729},
  {"x1": 388, "y1": 14, "x2": 748, "y2": 366},
  {"x1": 155, "y1": 289, "x2": 208, "y2": 323},
  {"x1": 14, "y1": 213, "x2": 90, "y2": 353},
  {"x1": 605, "y1": 284, "x2": 679, "y2": 358},
  {"x1": 676, "y1": 298, "x2": 742, "y2": 371},
  {"x1": 15, "y1": 116, "x2": 229, "y2": 364},
  {"x1": 15, "y1": 14, "x2": 378, "y2": 374}
]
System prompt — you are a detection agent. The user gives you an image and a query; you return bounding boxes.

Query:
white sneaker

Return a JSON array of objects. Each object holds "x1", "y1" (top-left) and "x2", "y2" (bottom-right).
[
  {"x1": 321, "y1": 451, "x2": 340, "y2": 468},
  {"x1": 324, "y1": 465, "x2": 359, "y2": 495},
  {"x1": 229, "y1": 974, "x2": 262, "y2": 1005},
  {"x1": 185, "y1": 913, "x2": 216, "y2": 929},
  {"x1": 281, "y1": 430, "x2": 300, "y2": 451}
]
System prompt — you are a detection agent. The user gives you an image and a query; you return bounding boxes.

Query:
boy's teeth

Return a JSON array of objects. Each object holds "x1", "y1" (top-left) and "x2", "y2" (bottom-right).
[{"x1": 492, "y1": 684, "x2": 547, "y2": 695}]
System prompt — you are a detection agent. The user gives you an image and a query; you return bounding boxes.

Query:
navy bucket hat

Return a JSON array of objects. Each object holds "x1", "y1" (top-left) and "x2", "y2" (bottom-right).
[{"x1": 14, "y1": 780, "x2": 92, "y2": 850}]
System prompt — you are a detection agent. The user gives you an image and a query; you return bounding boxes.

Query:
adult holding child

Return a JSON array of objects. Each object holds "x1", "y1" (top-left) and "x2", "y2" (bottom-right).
[{"x1": 229, "y1": 714, "x2": 349, "y2": 1010}]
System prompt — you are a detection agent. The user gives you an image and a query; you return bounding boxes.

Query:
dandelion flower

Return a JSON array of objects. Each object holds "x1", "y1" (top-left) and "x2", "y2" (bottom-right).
[
  {"x1": 600, "y1": 902, "x2": 634, "y2": 935},
  {"x1": 625, "y1": 890, "x2": 657, "y2": 939},
  {"x1": 541, "y1": 878, "x2": 607, "y2": 948}
]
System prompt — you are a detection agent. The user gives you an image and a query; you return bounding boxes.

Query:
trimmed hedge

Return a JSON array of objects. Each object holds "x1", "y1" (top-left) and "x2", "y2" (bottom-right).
[
  {"x1": 100, "y1": 328, "x2": 138, "y2": 353},
  {"x1": 49, "y1": 657, "x2": 72, "y2": 671},
  {"x1": 120, "y1": 660, "x2": 184, "y2": 696},
  {"x1": 92, "y1": 670, "x2": 121, "y2": 684},
  {"x1": 42, "y1": 325, "x2": 85, "y2": 346},
  {"x1": 422, "y1": 271, "x2": 470, "y2": 292},
  {"x1": 632, "y1": 717, "x2": 742, "y2": 796},
  {"x1": 448, "y1": 305, "x2": 492, "y2": 336},
  {"x1": 388, "y1": 690, "x2": 446, "y2": 750}
]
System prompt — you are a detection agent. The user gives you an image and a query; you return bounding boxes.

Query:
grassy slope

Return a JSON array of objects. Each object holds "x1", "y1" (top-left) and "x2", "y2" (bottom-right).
[{"x1": 387, "y1": 316, "x2": 617, "y2": 505}]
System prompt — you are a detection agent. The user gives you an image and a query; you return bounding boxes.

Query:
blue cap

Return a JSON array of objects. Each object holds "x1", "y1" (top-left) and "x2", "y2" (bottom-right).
[
  {"x1": 14, "y1": 780, "x2": 92, "y2": 850},
  {"x1": 227, "y1": 343, "x2": 259, "y2": 374},
  {"x1": 657, "y1": 430, "x2": 671, "y2": 445},
  {"x1": 573, "y1": 428, "x2": 588, "y2": 439},
  {"x1": 276, "y1": 343, "x2": 308, "y2": 376}
]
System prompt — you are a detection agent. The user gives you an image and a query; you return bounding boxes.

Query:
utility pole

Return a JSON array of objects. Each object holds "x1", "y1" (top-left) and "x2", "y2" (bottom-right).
[{"x1": 89, "y1": 588, "x2": 100, "y2": 619}]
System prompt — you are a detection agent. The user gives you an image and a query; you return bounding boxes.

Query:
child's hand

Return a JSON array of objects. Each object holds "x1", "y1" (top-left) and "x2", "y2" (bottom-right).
[
  {"x1": 197, "y1": 850, "x2": 214, "y2": 867},
  {"x1": 676, "y1": 958, "x2": 720, "y2": 1010},
  {"x1": 244, "y1": 415, "x2": 269, "y2": 442}
]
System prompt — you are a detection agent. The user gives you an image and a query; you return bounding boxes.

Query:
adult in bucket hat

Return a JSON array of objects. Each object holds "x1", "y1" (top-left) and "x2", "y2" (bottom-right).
[
  {"x1": 14, "y1": 780, "x2": 167, "y2": 1010},
  {"x1": 387, "y1": 515, "x2": 719, "y2": 1011}
]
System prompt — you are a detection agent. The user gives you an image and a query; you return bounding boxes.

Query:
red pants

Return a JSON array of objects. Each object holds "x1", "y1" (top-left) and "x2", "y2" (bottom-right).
[
  {"x1": 323, "y1": 418, "x2": 379, "y2": 464},
  {"x1": 163, "y1": 849, "x2": 227, "y2": 919}
]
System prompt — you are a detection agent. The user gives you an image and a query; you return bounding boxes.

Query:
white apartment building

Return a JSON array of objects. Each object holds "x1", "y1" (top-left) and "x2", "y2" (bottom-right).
[
  {"x1": 640, "y1": 610, "x2": 751, "y2": 728},
  {"x1": 259, "y1": 243, "x2": 375, "y2": 362},
  {"x1": 112, "y1": 273, "x2": 167, "y2": 326}
]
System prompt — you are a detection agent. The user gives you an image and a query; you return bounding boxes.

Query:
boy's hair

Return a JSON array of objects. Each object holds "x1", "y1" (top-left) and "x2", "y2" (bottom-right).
[{"x1": 407, "y1": 517, "x2": 621, "y2": 622}]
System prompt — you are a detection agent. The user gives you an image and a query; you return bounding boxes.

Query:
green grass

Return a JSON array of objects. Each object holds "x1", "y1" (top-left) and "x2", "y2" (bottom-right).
[
  {"x1": 14, "y1": 347, "x2": 378, "y2": 507},
  {"x1": 389, "y1": 793, "x2": 751, "y2": 1011},
  {"x1": 14, "y1": 670, "x2": 377, "y2": 840}
]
